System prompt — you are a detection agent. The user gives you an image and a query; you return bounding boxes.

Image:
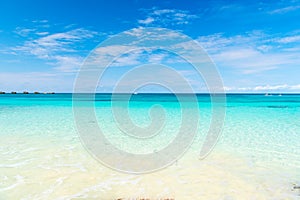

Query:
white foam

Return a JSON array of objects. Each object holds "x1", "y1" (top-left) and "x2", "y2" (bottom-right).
[{"x1": 0, "y1": 175, "x2": 24, "y2": 192}]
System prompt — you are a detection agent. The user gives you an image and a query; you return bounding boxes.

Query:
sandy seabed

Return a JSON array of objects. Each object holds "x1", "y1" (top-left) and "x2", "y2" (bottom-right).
[{"x1": 1, "y1": 135, "x2": 299, "y2": 200}]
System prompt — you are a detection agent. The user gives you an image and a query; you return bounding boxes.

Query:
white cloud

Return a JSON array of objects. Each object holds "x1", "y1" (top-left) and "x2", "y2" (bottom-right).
[
  {"x1": 225, "y1": 84, "x2": 300, "y2": 92},
  {"x1": 15, "y1": 28, "x2": 97, "y2": 56},
  {"x1": 196, "y1": 31, "x2": 300, "y2": 74},
  {"x1": 14, "y1": 21, "x2": 50, "y2": 37},
  {"x1": 111, "y1": 51, "x2": 142, "y2": 67},
  {"x1": 253, "y1": 84, "x2": 289, "y2": 91},
  {"x1": 13, "y1": 28, "x2": 98, "y2": 72},
  {"x1": 15, "y1": 27, "x2": 36, "y2": 37},
  {"x1": 148, "y1": 53, "x2": 166, "y2": 63},
  {"x1": 290, "y1": 84, "x2": 300, "y2": 90},
  {"x1": 276, "y1": 35, "x2": 300, "y2": 43},
  {"x1": 152, "y1": 9, "x2": 175, "y2": 15},
  {"x1": 32, "y1": 19, "x2": 48, "y2": 23},
  {"x1": 90, "y1": 45, "x2": 168, "y2": 68},
  {"x1": 269, "y1": 5, "x2": 300, "y2": 14},
  {"x1": 87, "y1": 28, "x2": 185, "y2": 68},
  {"x1": 53, "y1": 55, "x2": 84, "y2": 72},
  {"x1": 138, "y1": 8, "x2": 198, "y2": 26},
  {"x1": 36, "y1": 32, "x2": 49, "y2": 36},
  {"x1": 138, "y1": 17, "x2": 155, "y2": 25}
]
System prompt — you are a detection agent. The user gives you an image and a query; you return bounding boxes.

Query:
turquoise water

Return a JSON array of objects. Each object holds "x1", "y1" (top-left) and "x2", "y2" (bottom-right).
[{"x1": 0, "y1": 93, "x2": 299, "y2": 199}]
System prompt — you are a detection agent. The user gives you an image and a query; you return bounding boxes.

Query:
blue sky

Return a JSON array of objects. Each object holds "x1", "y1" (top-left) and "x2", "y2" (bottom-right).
[{"x1": 0, "y1": 0, "x2": 300, "y2": 92}]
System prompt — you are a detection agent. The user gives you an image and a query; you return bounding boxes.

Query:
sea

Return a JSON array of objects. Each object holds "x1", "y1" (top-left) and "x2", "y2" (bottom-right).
[{"x1": 0, "y1": 93, "x2": 299, "y2": 199}]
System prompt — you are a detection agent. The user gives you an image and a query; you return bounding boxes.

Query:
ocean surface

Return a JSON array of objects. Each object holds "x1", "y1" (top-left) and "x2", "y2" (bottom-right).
[{"x1": 0, "y1": 93, "x2": 299, "y2": 199}]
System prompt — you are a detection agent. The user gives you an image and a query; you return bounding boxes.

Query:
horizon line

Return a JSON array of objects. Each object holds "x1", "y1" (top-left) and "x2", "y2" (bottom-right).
[{"x1": 1, "y1": 92, "x2": 300, "y2": 95}]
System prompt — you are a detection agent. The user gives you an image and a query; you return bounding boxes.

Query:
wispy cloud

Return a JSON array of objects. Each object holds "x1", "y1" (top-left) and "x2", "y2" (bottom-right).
[
  {"x1": 32, "y1": 19, "x2": 48, "y2": 23},
  {"x1": 52, "y1": 55, "x2": 84, "y2": 72},
  {"x1": 13, "y1": 28, "x2": 98, "y2": 72},
  {"x1": 90, "y1": 45, "x2": 170, "y2": 68},
  {"x1": 35, "y1": 32, "x2": 49, "y2": 36},
  {"x1": 197, "y1": 31, "x2": 300, "y2": 74},
  {"x1": 15, "y1": 27, "x2": 36, "y2": 37},
  {"x1": 14, "y1": 20, "x2": 52, "y2": 38},
  {"x1": 269, "y1": 5, "x2": 300, "y2": 14},
  {"x1": 276, "y1": 35, "x2": 300, "y2": 43},
  {"x1": 138, "y1": 17, "x2": 155, "y2": 25},
  {"x1": 225, "y1": 84, "x2": 300, "y2": 92},
  {"x1": 138, "y1": 8, "x2": 198, "y2": 26}
]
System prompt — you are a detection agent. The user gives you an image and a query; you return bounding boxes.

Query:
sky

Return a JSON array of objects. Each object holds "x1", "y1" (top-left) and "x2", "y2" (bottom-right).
[{"x1": 0, "y1": 0, "x2": 300, "y2": 93}]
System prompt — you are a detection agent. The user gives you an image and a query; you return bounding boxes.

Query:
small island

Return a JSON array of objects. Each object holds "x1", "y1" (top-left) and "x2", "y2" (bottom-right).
[{"x1": 0, "y1": 91, "x2": 55, "y2": 94}]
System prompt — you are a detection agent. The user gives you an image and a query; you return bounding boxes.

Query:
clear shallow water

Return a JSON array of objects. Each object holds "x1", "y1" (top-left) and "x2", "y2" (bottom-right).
[{"x1": 0, "y1": 93, "x2": 299, "y2": 199}]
